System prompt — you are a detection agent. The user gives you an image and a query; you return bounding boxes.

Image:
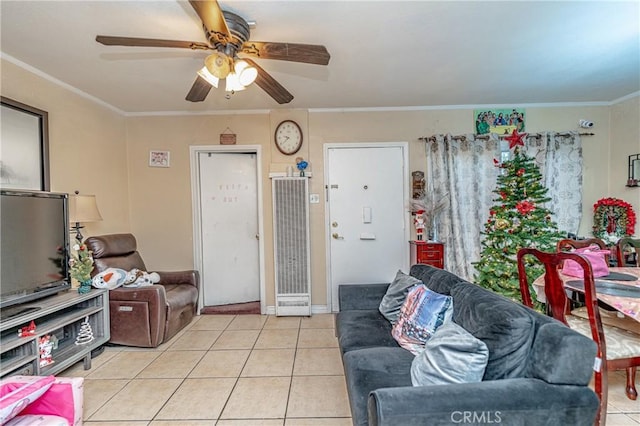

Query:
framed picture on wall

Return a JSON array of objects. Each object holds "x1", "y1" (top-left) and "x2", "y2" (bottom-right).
[
  {"x1": 0, "y1": 97, "x2": 50, "y2": 190},
  {"x1": 474, "y1": 108, "x2": 525, "y2": 135},
  {"x1": 149, "y1": 150, "x2": 170, "y2": 167}
]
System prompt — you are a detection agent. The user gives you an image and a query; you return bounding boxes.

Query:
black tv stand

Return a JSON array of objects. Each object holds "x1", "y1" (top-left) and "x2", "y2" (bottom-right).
[{"x1": 0, "y1": 306, "x2": 40, "y2": 321}]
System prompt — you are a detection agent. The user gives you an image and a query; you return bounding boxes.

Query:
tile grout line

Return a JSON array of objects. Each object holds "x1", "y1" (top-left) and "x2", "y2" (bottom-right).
[
  {"x1": 215, "y1": 314, "x2": 266, "y2": 422},
  {"x1": 283, "y1": 319, "x2": 303, "y2": 422}
]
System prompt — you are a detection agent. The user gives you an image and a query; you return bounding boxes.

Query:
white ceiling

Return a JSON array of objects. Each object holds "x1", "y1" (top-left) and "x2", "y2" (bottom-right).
[{"x1": 1, "y1": 1, "x2": 639, "y2": 114}]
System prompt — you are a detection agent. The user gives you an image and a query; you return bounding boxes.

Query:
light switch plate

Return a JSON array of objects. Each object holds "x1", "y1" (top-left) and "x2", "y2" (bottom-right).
[{"x1": 310, "y1": 194, "x2": 320, "y2": 204}]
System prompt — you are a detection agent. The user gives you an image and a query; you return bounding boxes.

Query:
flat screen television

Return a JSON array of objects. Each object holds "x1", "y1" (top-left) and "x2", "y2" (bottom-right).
[{"x1": 0, "y1": 190, "x2": 70, "y2": 312}]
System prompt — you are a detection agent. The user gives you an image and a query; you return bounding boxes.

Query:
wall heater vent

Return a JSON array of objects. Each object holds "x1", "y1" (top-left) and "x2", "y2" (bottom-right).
[{"x1": 272, "y1": 177, "x2": 311, "y2": 316}]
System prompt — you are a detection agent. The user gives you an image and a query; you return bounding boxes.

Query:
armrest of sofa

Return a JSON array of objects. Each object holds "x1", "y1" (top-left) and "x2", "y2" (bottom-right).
[
  {"x1": 156, "y1": 270, "x2": 199, "y2": 288},
  {"x1": 368, "y1": 378, "x2": 598, "y2": 426},
  {"x1": 339, "y1": 283, "x2": 390, "y2": 311}
]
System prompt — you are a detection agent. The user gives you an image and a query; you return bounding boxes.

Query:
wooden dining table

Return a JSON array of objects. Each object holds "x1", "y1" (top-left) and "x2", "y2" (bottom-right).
[{"x1": 532, "y1": 267, "x2": 640, "y2": 323}]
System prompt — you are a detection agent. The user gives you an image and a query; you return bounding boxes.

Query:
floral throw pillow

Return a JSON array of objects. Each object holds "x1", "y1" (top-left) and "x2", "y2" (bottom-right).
[{"x1": 391, "y1": 284, "x2": 453, "y2": 355}]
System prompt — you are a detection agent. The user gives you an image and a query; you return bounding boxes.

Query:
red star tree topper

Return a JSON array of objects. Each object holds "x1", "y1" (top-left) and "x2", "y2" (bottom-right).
[{"x1": 504, "y1": 129, "x2": 527, "y2": 149}]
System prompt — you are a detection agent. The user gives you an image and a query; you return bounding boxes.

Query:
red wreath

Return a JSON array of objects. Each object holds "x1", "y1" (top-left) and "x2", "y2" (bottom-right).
[{"x1": 593, "y1": 197, "x2": 636, "y2": 238}]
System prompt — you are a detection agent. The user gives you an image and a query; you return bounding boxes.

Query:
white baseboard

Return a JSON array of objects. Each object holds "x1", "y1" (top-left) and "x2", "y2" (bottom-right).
[{"x1": 264, "y1": 305, "x2": 330, "y2": 315}]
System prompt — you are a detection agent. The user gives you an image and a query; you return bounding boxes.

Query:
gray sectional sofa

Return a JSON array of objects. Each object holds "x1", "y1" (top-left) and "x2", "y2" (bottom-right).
[{"x1": 336, "y1": 264, "x2": 599, "y2": 426}]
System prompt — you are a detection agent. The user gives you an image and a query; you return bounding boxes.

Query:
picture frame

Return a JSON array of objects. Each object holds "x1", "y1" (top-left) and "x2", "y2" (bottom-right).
[
  {"x1": 0, "y1": 97, "x2": 50, "y2": 191},
  {"x1": 149, "y1": 150, "x2": 170, "y2": 168},
  {"x1": 474, "y1": 108, "x2": 525, "y2": 135}
]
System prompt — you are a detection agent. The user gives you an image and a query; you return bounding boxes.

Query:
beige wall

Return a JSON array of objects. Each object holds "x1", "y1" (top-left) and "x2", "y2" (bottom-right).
[
  {"x1": 125, "y1": 105, "x2": 619, "y2": 308},
  {"x1": 1, "y1": 59, "x2": 130, "y2": 238},
  {"x1": 3, "y1": 58, "x2": 638, "y2": 309},
  {"x1": 610, "y1": 96, "x2": 640, "y2": 236}
]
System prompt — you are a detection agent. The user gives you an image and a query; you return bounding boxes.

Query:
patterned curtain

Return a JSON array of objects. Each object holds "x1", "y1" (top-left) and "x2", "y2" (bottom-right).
[
  {"x1": 426, "y1": 134, "x2": 501, "y2": 280},
  {"x1": 523, "y1": 132, "x2": 583, "y2": 234},
  {"x1": 426, "y1": 132, "x2": 583, "y2": 281}
]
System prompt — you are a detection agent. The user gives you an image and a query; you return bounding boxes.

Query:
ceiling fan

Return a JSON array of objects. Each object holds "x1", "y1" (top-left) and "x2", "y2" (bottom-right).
[{"x1": 95, "y1": 0, "x2": 330, "y2": 104}]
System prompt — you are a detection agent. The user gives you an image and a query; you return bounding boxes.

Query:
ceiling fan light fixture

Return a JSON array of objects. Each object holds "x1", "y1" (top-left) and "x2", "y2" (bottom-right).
[
  {"x1": 197, "y1": 66, "x2": 219, "y2": 88},
  {"x1": 205, "y1": 52, "x2": 231, "y2": 79},
  {"x1": 225, "y1": 72, "x2": 246, "y2": 92},
  {"x1": 234, "y1": 59, "x2": 258, "y2": 86}
]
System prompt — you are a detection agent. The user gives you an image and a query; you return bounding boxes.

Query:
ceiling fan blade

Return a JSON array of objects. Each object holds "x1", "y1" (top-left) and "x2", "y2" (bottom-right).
[
  {"x1": 244, "y1": 58, "x2": 293, "y2": 104},
  {"x1": 241, "y1": 42, "x2": 330, "y2": 65},
  {"x1": 186, "y1": 75, "x2": 213, "y2": 102},
  {"x1": 96, "y1": 35, "x2": 211, "y2": 50},
  {"x1": 189, "y1": 0, "x2": 231, "y2": 45}
]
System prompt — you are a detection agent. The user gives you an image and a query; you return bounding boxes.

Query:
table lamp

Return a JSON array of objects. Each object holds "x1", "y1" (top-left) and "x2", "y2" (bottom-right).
[{"x1": 68, "y1": 190, "x2": 102, "y2": 242}]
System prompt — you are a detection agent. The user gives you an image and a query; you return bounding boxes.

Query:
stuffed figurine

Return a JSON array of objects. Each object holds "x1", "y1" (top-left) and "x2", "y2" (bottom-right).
[
  {"x1": 91, "y1": 268, "x2": 127, "y2": 290},
  {"x1": 123, "y1": 268, "x2": 160, "y2": 287}
]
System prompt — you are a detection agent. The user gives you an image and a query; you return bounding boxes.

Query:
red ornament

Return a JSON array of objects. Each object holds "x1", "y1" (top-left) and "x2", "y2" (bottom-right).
[
  {"x1": 516, "y1": 168, "x2": 525, "y2": 177},
  {"x1": 505, "y1": 129, "x2": 527, "y2": 149},
  {"x1": 516, "y1": 200, "x2": 536, "y2": 215},
  {"x1": 500, "y1": 191, "x2": 507, "y2": 200}
]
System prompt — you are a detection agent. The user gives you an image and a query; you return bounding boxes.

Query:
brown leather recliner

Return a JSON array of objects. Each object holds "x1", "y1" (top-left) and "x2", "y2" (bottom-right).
[{"x1": 85, "y1": 233, "x2": 199, "y2": 348}]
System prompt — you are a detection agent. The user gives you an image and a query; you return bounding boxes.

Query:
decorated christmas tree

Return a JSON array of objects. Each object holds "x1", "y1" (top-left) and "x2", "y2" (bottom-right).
[{"x1": 473, "y1": 130, "x2": 564, "y2": 306}]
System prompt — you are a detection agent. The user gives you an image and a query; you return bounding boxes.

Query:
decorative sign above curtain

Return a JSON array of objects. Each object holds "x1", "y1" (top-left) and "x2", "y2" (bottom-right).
[{"x1": 474, "y1": 108, "x2": 525, "y2": 135}]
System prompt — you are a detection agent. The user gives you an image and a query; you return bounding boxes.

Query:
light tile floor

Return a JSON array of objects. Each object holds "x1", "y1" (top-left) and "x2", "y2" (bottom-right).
[
  {"x1": 60, "y1": 314, "x2": 639, "y2": 425},
  {"x1": 61, "y1": 314, "x2": 352, "y2": 425}
]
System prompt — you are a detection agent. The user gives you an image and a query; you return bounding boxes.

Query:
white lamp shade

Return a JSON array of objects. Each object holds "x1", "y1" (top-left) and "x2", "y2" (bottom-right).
[
  {"x1": 225, "y1": 72, "x2": 246, "y2": 92},
  {"x1": 197, "y1": 66, "x2": 219, "y2": 88},
  {"x1": 68, "y1": 194, "x2": 102, "y2": 224},
  {"x1": 234, "y1": 60, "x2": 258, "y2": 86}
]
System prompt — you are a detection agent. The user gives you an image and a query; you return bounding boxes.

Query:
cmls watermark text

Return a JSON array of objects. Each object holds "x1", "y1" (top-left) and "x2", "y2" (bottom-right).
[{"x1": 451, "y1": 411, "x2": 502, "y2": 424}]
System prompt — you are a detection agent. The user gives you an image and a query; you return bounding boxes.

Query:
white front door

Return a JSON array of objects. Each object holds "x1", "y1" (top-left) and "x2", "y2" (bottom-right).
[
  {"x1": 198, "y1": 152, "x2": 260, "y2": 306},
  {"x1": 325, "y1": 144, "x2": 410, "y2": 311}
]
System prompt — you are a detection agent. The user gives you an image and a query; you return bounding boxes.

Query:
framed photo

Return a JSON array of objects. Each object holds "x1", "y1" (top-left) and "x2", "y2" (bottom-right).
[
  {"x1": 474, "y1": 108, "x2": 525, "y2": 135},
  {"x1": 149, "y1": 150, "x2": 170, "y2": 168},
  {"x1": 1, "y1": 97, "x2": 50, "y2": 190}
]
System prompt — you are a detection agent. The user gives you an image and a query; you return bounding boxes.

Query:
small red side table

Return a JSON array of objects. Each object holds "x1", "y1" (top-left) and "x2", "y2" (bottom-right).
[{"x1": 410, "y1": 241, "x2": 444, "y2": 269}]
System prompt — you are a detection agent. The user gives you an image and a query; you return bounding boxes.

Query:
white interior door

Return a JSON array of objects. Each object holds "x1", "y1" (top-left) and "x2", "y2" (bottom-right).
[
  {"x1": 326, "y1": 144, "x2": 409, "y2": 311},
  {"x1": 199, "y1": 152, "x2": 260, "y2": 306}
]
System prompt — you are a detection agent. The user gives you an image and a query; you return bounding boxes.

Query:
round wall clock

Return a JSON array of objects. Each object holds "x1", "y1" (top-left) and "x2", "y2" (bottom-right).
[{"x1": 274, "y1": 120, "x2": 303, "y2": 155}]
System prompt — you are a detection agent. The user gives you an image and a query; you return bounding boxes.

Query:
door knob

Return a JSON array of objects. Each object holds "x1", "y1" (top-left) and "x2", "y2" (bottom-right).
[{"x1": 332, "y1": 233, "x2": 344, "y2": 240}]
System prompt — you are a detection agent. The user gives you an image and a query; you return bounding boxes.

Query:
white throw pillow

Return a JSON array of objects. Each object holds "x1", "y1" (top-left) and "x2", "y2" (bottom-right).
[{"x1": 411, "y1": 321, "x2": 489, "y2": 386}]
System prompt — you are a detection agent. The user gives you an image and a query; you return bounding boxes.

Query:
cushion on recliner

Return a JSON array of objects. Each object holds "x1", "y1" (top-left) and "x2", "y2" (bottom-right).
[{"x1": 88, "y1": 234, "x2": 138, "y2": 258}]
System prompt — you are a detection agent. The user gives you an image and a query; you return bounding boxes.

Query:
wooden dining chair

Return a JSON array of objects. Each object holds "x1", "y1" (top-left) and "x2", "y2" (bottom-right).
[
  {"x1": 517, "y1": 248, "x2": 640, "y2": 426},
  {"x1": 556, "y1": 238, "x2": 611, "y2": 309},
  {"x1": 616, "y1": 237, "x2": 640, "y2": 267},
  {"x1": 557, "y1": 238, "x2": 611, "y2": 263}
]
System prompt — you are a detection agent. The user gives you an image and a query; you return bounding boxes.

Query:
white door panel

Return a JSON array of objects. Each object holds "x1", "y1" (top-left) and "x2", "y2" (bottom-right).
[
  {"x1": 199, "y1": 152, "x2": 260, "y2": 306},
  {"x1": 327, "y1": 145, "x2": 408, "y2": 310}
]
